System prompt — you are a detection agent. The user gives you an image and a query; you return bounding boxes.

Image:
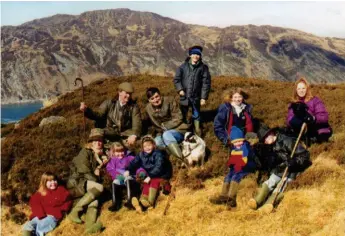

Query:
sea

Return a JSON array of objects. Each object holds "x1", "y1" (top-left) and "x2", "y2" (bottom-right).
[{"x1": 1, "y1": 101, "x2": 43, "y2": 124}]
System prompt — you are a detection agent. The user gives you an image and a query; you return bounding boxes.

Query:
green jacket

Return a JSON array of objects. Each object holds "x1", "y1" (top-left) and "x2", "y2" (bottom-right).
[
  {"x1": 85, "y1": 98, "x2": 142, "y2": 140},
  {"x1": 145, "y1": 96, "x2": 190, "y2": 136},
  {"x1": 67, "y1": 148, "x2": 102, "y2": 198}
]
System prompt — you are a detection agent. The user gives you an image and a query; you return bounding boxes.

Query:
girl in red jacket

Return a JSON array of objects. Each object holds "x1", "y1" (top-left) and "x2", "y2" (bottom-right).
[{"x1": 22, "y1": 172, "x2": 72, "y2": 236}]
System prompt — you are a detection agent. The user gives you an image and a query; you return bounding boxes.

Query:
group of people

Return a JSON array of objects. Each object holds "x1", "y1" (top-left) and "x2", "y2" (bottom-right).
[{"x1": 22, "y1": 46, "x2": 332, "y2": 235}]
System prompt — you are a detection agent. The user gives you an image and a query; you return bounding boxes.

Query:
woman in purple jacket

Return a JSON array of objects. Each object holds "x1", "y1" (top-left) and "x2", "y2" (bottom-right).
[{"x1": 286, "y1": 77, "x2": 332, "y2": 144}]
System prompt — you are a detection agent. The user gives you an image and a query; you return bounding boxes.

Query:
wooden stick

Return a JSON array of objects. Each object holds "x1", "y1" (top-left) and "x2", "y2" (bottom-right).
[{"x1": 74, "y1": 77, "x2": 86, "y2": 140}]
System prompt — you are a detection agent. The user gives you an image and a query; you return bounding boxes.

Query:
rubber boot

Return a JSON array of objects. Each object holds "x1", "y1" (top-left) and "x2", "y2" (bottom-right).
[
  {"x1": 248, "y1": 184, "x2": 270, "y2": 210},
  {"x1": 260, "y1": 192, "x2": 284, "y2": 214},
  {"x1": 84, "y1": 206, "x2": 103, "y2": 234},
  {"x1": 124, "y1": 180, "x2": 135, "y2": 210},
  {"x1": 131, "y1": 197, "x2": 144, "y2": 213},
  {"x1": 227, "y1": 181, "x2": 239, "y2": 208},
  {"x1": 194, "y1": 120, "x2": 202, "y2": 137},
  {"x1": 148, "y1": 187, "x2": 158, "y2": 207},
  {"x1": 68, "y1": 189, "x2": 99, "y2": 224},
  {"x1": 22, "y1": 230, "x2": 31, "y2": 236},
  {"x1": 108, "y1": 184, "x2": 123, "y2": 212},
  {"x1": 167, "y1": 143, "x2": 183, "y2": 159},
  {"x1": 210, "y1": 182, "x2": 230, "y2": 205}
]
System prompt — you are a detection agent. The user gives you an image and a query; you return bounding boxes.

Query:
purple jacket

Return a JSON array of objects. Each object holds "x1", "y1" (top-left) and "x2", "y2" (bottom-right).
[
  {"x1": 287, "y1": 96, "x2": 331, "y2": 134},
  {"x1": 106, "y1": 152, "x2": 135, "y2": 180}
]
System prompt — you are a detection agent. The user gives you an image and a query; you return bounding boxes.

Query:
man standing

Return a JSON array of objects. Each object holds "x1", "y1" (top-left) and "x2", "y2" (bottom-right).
[
  {"x1": 80, "y1": 82, "x2": 141, "y2": 147},
  {"x1": 173, "y1": 45, "x2": 211, "y2": 136}
]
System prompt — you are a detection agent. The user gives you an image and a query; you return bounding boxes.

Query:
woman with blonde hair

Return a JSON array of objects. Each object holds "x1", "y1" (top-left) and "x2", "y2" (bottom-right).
[
  {"x1": 286, "y1": 76, "x2": 332, "y2": 144},
  {"x1": 214, "y1": 88, "x2": 254, "y2": 146},
  {"x1": 22, "y1": 172, "x2": 72, "y2": 236}
]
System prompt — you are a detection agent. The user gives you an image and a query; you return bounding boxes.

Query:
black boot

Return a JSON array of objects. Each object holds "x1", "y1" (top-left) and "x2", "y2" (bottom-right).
[{"x1": 108, "y1": 183, "x2": 123, "y2": 212}]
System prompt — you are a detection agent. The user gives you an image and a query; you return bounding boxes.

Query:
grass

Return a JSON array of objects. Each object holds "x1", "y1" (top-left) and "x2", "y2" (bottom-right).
[{"x1": 1, "y1": 75, "x2": 345, "y2": 235}]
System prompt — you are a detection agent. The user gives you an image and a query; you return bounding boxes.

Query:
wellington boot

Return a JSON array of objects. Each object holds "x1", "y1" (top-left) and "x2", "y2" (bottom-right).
[
  {"x1": 148, "y1": 188, "x2": 158, "y2": 206},
  {"x1": 167, "y1": 143, "x2": 183, "y2": 159},
  {"x1": 194, "y1": 120, "x2": 202, "y2": 137},
  {"x1": 22, "y1": 230, "x2": 32, "y2": 236},
  {"x1": 260, "y1": 192, "x2": 284, "y2": 214},
  {"x1": 68, "y1": 192, "x2": 96, "y2": 224},
  {"x1": 210, "y1": 182, "x2": 230, "y2": 205},
  {"x1": 108, "y1": 184, "x2": 123, "y2": 212},
  {"x1": 131, "y1": 197, "x2": 143, "y2": 213},
  {"x1": 85, "y1": 206, "x2": 102, "y2": 234},
  {"x1": 226, "y1": 181, "x2": 239, "y2": 208},
  {"x1": 248, "y1": 184, "x2": 270, "y2": 210}
]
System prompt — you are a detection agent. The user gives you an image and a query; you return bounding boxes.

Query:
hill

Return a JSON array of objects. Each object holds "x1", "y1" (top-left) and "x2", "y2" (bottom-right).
[
  {"x1": 2, "y1": 8, "x2": 345, "y2": 103},
  {"x1": 1, "y1": 75, "x2": 345, "y2": 235}
]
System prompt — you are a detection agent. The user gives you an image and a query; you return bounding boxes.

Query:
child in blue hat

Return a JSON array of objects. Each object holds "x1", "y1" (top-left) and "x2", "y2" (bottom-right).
[{"x1": 210, "y1": 126, "x2": 257, "y2": 208}]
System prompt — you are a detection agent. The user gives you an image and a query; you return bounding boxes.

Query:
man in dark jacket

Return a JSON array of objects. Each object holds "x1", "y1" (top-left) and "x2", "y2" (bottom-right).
[
  {"x1": 248, "y1": 124, "x2": 312, "y2": 213},
  {"x1": 173, "y1": 45, "x2": 211, "y2": 136},
  {"x1": 80, "y1": 82, "x2": 142, "y2": 147}
]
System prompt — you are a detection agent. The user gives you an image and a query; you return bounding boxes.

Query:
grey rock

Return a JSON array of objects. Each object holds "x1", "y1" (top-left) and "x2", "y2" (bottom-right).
[{"x1": 39, "y1": 116, "x2": 66, "y2": 127}]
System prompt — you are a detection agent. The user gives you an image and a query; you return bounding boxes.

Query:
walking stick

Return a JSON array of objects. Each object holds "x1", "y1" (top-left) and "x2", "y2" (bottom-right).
[
  {"x1": 163, "y1": 167, "x2": 183, "y2": 216},
  {"x1": 271, "y1": 122, "x2": 307, "y2": 206},
  {"x1": 74, "y1": 77, "x2": 86, "y2": 139}
]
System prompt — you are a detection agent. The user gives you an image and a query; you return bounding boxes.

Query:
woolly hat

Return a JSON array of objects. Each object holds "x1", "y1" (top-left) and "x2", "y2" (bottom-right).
[
  {"x1": 88, "y1": 128, "x2": 104, "y2": 142},
  {"x1": 189, "y1": 45, "x2": 203, "y2": 56},
  {"x1": 257, "y1": 123, "x2": 276, "y2": 142},
  {"x1": 118, "y1": 82, "x2": 134, "y2": 93},
  {"x1": 230, "y1": 126, "x2": 245, "y2": 143}
]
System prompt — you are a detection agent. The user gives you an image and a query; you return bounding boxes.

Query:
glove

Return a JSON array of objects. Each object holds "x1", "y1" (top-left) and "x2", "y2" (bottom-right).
[
  {"x1": 138, "y1": 172, "x2": 147, "y2": 180},
  {"x1": 143, "y1": 177, "x2": 151, "y2": 184},
  {"x1": 303, "y1": 112, "x2": 315, "y2": 124},
  {"x1": 123, "y1": 171, "x2": 130, "y2": 177},
  {"x1": 116, "y1": 175, "x2": 125, "y2": 184},
  {"x1": 291, "y1": 102, "x2": 308, "y2": 118}
]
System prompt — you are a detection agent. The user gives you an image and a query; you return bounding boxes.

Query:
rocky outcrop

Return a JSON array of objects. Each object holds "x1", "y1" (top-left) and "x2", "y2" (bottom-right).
[
  {"x1": 1, "y1": 9, "x2": 345, "y2": 103},
  {"x1": 39, "y1": 116, "x2": 66, "y2": 127}
]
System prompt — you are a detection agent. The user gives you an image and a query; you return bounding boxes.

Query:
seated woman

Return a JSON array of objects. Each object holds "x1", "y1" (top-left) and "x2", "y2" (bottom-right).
[
  {"x1": 214, "y1": 88, "x2": 254, "y2": 146},
  {"x1": 67, "y1": 128, "x2": 108, "y2": 234},
  {"x1": 145, "y1": 87, "x2": 190, "y2": 159},
  {"x1": 286, "y1": 77, "x2": 332, "y2": 144}
]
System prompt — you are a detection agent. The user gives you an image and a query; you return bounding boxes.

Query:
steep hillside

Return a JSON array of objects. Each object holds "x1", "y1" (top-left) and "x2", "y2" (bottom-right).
[
  {"x1": 2, "y1": 8, "x2": 345, "y2": 103},
  {"x1": 1, "y1": 75, "x2": 345, "y2": 235}
]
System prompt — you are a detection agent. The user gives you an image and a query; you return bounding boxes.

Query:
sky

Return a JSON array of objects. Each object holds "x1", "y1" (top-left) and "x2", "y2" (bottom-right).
[{"x1": 1, "y1": 1, "x2": 345, "y2": 38}]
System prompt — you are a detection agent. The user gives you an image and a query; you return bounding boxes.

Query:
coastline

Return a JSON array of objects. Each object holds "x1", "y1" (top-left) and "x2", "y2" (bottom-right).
[{"x1": 1, "y1": 98, "x2": 44, "y2": 106}]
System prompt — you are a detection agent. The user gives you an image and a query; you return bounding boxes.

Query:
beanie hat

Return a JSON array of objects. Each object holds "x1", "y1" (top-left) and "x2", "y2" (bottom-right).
[
  {"x1": 188, "y1": 45, "x2": 203, "y2": 56},
  {"x1": 88, "y1": 128, "x2": 104, "y2": 142},
  {"x1": 230, "y1": 126, "x2": 245, "y2": 143},
  {"x1": 118, "y1": 82, "x2": 134, "y2": 93},
  {"x1": 257, "y1": 123, "x2": 276, "y2": 142}
]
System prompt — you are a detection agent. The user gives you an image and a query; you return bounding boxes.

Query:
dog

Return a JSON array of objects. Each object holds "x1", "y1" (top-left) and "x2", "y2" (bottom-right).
[{"x1": 181, "y1": 132, "x2": 206, "y2": 166}]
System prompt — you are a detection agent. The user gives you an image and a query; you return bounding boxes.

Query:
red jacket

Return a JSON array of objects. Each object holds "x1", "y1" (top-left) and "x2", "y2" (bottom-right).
[{"x1": 29, "y1": 186, "x2": 72, "y2": 221}]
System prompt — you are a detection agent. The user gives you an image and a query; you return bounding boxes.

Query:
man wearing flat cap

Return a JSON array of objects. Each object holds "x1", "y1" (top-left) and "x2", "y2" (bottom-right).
[
  {"x1": 173, "y1": 45, "x2": 211, "y2": 136},
  {"x1": 80, "y1": 82, "x2": 141, "y2": 147}
]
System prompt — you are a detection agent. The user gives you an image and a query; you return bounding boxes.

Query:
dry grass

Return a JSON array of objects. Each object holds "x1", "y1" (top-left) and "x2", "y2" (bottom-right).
[{"x1": 1, "y1": 75, "x2": 345, "y2": 235}]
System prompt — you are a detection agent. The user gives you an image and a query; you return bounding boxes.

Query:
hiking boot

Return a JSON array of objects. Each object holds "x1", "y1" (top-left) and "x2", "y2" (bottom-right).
[
  {"x1": 210, "y1": 182, "x2": 230, "y2": 205},
  {"x1": 68, "y1": 190, "x2": 98, "y2": 224},
  {"x1": 248, "y1": 183, "x2": 270, "y2": 210}
]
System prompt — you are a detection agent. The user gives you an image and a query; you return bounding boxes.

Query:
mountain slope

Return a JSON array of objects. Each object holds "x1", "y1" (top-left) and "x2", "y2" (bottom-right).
[{"x1": 1, "y1": 8, "x2": 345, "y2": 103}]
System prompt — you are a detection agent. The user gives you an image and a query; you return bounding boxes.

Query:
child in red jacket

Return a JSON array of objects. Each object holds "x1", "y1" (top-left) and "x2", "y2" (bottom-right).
[{"x1": 22, "y1": 172, "x2": 72, "y2": 236}]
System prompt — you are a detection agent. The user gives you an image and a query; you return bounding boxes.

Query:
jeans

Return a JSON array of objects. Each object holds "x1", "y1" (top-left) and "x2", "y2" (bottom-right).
[
  {"x1": 180, "y1": 99, "x2": 201, "y2": 122},
  {"x1": 23, "y1": 215, "x2": 58, "y2": 236},
  {"x1": 264, "y1": 173, "x2": 294, "y2": 192},
  {"x1": 155, "y1": 130, "x2": 184, "y2": 148},
  {"x1": 224, "y1": 168, "x2": 249, "y2": 183}
]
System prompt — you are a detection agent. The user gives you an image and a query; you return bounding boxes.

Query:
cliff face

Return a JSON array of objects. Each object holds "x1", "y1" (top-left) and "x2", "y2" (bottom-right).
[{"x1": 1, "y1": 8, "x2": 345, "y2": 103}]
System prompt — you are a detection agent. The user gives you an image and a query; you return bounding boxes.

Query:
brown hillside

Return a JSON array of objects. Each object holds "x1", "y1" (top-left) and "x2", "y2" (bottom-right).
[{"x1": 1, "y1": 75, "x2": 345, "y2": 235}]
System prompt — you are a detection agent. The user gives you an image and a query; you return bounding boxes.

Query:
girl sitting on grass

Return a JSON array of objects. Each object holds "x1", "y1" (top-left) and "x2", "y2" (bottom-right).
[
  {"x1": 124, "y1": 135, "x2": 172, "y2": 212},
  {"x1": 106, "y1": 142, "x2": 142, "y2": 212},
  {"x1": 22, "y1": 172, "x2": 72, "y2": 236}
]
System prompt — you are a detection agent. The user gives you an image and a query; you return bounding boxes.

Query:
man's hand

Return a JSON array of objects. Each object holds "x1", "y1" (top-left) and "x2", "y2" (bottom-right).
[
  {"x1": 179, "y1": 90, "x2": 185, "y2": 96},
  {"x1": 94, "y1": 168, "x2": 100, "y2": 176},
  {"x1": 80, "y1": 102, "x2": 87, "y2": 112},
  {"x1": 200, "y1": 99, "x2": 206, "y2": 106},
  {"x1": 127, "y1": 135, "x2": 137, "y2": 145}
]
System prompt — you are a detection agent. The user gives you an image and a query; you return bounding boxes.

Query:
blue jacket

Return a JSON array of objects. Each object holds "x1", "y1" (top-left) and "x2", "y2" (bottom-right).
[
  {"x1": 126, "y1": 150, "x2": 172, "y2": 180},
  {"x1": 214, "y1": 103, "x2": 253, "y2": 145}
]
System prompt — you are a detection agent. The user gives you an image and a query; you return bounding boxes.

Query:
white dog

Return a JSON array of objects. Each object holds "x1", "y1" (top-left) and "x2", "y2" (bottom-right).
[{"x1": 181, "y1": 132, "x2": 206, "y2": 166}]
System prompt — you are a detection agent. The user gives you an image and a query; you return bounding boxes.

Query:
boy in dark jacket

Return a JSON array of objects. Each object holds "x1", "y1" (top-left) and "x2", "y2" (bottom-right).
[
  {"x1": 248, "y1": 124, "x2": 312, "y2": 213},
  {"x1": 210, "y1": 126, "x2": 257, "y2": 208},
  {"x1": 173, "y1": 45, "x2": 211, "y2": 136},
  {"x1": 124, "y1": 135, "x2": 172, "y2": 212}
]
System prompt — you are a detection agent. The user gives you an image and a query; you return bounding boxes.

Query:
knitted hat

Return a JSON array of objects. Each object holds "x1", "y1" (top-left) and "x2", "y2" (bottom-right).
[
  {"x1": 189, "y1": 45, "x2": 203, "y2": 56},
  {"x1": 118, "y1": 82, "x2": 134, "y2": 93},
  {"x1": 88, "y1": 128, "x2": 104, "y2": 142},
  {"x1": 230, "y1": 126, "x2": 245, "y2": 143},
  {"x1": 257, "y1": 123, "x2": 276, "y2": 142}
]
